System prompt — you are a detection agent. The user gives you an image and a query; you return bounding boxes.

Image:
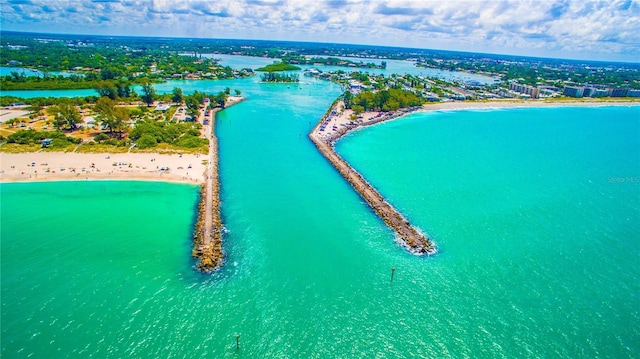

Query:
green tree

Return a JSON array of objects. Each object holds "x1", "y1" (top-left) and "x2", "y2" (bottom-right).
[
  {"x1": 95, "y1": 96, "x2": 116, "y2": 118},
  {"x1": 234, "y1": 89, "x2": 242, "y2": 96},
  {"x1": 5, "y1": 118, "x2": 21, "y2": 128},
  {"x1": 185, "y1": 96, "x2": 200, "y2": 119},
  {"x1": 137, "y1": 134, "x2": 158, "y2": 149},
  {"x1": 50, "y1": 103, "x2": 81, "y2": 131},
  {"x1": 111, "y1": 107, "x2": 130, "y2": 138},
  {"x1": 343, "y1": 90, "x2": 353, "y2": 109},
  {"x1": 141, "y1": 81, "x2": 156, "y2": 107},
  {"x1": 172, "y1": 87, "x2": 184, "y2": 103},
  {"x1": 95, "y1": 97, "x2": 117, "y2": 132},
  {"x1": 94, "y1": 133, "x2": 109, "y2": 143},
  {"x1": 95, "y1": 81, "x2": 117, "y2": 99},
  {"x1": 115, "y1": 79, "x2": 131, "y2": 98},
  {"x1": 95, "y1": 97, "x2": 130, "y2": 138},
  {"x1": 214, "y1": 91, "x2": 228, "y2": 108}
]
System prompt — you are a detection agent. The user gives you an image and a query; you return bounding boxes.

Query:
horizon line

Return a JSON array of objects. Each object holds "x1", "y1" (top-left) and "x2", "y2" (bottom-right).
[{"x1": 2, "y1": 29, "x2": 639, "y2": 66}]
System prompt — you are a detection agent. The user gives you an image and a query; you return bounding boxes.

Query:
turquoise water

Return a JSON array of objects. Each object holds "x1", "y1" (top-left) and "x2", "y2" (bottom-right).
[
  {"x1": 0, "y1": 66, "x2": 74, "y2": 78},
  {"x1": 318, "y1": 56, "x2": 496, "y2": 84},
  {"x1": 0, "y1": 55, "x2": 493, "y2": 99},
  {"x1": 204, "y1": 54, "x2": 278, "y2": 69},
  {"x1": 2, "y1": 85, "x2": 639, "y2": 357}
]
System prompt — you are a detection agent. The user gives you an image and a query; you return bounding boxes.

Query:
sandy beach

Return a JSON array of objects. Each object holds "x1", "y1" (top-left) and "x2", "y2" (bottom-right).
[
  {"x1": 310, "y1": 99, "x2": 640, "y2": 143},
  {"x1": 0, "y1": 96, "x2": 247, "y2": 185},
  {"x1": 0, "y1": 152, "x2": 207, "y2": 184}
]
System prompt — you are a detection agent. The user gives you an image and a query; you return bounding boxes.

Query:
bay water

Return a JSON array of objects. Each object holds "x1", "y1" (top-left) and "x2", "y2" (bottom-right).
[{"x1": 1, "y1": 77, "x2": 639, "y2": 358}]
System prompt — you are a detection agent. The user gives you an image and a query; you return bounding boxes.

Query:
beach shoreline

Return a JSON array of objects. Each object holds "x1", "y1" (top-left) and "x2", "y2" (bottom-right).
[
  {"x1": 3, "y1": 99, "x2": 637, "y2": 186},
  {"x1": 307, "y1": 98, "x2": 639, "y2": 255},
  {"x1": 0, "y1": 96, "x2": 246, "y2": 186},
  {"x1": 0, "y1": 152, "x2": 207, "y2": 184},
  {"x1": 311, "y1": 99, "x2": 640, "y2": 144}
]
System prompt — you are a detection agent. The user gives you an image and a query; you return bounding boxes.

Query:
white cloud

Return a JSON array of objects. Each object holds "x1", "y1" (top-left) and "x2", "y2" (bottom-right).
[{"x1": 1, "y1": 0, "x2": 638, "y2": 61}]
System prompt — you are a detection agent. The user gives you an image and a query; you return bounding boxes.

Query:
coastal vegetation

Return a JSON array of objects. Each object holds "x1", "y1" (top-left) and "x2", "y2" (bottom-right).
[
  {"x1": 256, "y1": 62, "x2": 301, "y2": 72},
  {"x1": 283, "y1": 55, "x2": 386, "y2": 69},
  {"x1": 346, "y1": 89, "x2": 423, "y2": 112},
  {"x1": 5, "y1": 128, "x2": 82, "y2": 148},
  {"x1": 0, "y1": 33, "x2": 254, "y2": 90},
  {"x1": 2, "y1": 72, "x2": 101, "y2": 91},
  {"x1": 0, "y1": 84, "x2": 240, "y2": 153},
  {"x1": 2, "y1": 30, "x2": 638, "y2": 95},
  {"x1": 130, "y1": 120, "x2": 207, "y2": 150},
  {"x1": 260, "y1": 72, "x2": 300, "y2": 82}
]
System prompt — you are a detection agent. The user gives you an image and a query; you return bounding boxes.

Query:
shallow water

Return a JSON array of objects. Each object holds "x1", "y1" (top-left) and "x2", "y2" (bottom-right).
[
  {"x1": 0, "y1": 54, "x2": 493, "y2": 99},
  {"x1": 2, "y1": 83, "x2": 639, "y2": 357}
]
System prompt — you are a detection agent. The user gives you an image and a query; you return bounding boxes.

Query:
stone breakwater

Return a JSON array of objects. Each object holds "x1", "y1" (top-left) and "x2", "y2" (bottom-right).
[
  {"x1": 192, "y1": 103, "x2": 234, "y2": 272},
  {"x1": 309, "y1": 102, "x2": 436, "y2": 255},
  {"x1": 192, "y1": 97, "x2": 245, "y2": 272},
  {"x1": 192, "y1": 182, "x2": 224, "y2": 271}
]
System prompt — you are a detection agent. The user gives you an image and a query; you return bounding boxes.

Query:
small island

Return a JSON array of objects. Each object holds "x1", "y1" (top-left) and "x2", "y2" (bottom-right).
[
  {"x1": 255, "y1": 62, "x2": 301, "y2": 72},
  {"x1": 260, "y1": 72, "x2": 300, "y2": 83}
]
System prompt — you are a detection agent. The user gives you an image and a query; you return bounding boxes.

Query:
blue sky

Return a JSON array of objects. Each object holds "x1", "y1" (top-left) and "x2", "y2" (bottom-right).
[{"x1": 1, "y1": 0, "x2": 639, "y2": 62}]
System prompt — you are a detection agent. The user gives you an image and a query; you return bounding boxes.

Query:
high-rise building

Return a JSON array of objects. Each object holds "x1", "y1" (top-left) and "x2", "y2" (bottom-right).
[
  {"x1": 610, "y1": 88, "x2": 629, "y2": 97},
  {"x1": 563, "y1": 86, "x2": 584, "y2": 98},
  {"x1": 628, "y1": 89, "x2": 640, "y2": 97},
  {"x1": 509, "y1": 82, "x2": 540, "y2": 99}
]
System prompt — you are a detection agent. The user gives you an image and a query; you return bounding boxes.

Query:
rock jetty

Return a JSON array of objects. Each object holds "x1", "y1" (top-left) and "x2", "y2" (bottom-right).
[
  {"x1": 192, "y1": 97, "x2": 243, "y2": 272},
  {"x1": 309, "y1": 100, "x2": 436, "y2": 255}
]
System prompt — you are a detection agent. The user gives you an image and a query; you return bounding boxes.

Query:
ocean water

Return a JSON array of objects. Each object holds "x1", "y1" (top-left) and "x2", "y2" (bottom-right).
[
  {"x1": 2, "y1": 91, "x2": 639, "y2": 357},
  {"x1": 1, "y1": 54, "x2": 493, "y2": 99}
]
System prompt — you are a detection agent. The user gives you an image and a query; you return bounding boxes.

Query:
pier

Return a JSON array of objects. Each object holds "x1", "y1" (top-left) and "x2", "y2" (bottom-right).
[{"x1": 309, "y1": 100, "x2": 436, "y2": 255}]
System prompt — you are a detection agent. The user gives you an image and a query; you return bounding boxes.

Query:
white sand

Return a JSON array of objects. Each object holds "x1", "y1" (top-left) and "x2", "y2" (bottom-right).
[
  {"x1": 0, "y1": 96, "x2": 246, "y2": 184},
  {"x1": 310, "y1": 99, "x2": 640, "y2": 143},
  {"x1": 0, "y1": 152, "x2": 207, "y2": 184}
]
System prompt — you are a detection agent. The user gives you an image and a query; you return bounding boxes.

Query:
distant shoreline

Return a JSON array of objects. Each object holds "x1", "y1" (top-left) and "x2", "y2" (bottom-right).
[
  {"x1": 3, "y1": 99, "x2": 637, "y2": 186},
  {"x1": 312, "y1": 99, "x2": 640, "y2": 144},
  {"x1": 307, "y1": 98, "x2": 639, "y2": 255}
]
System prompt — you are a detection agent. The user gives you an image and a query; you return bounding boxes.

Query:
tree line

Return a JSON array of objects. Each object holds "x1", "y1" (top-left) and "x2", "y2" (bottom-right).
[
  {"x1": 260, "y1": 72, "x2": 299, "y2": 82},
  {"x1": 1, "y1": 84, "x2": 242, "y2": 152},
  {"x1": 344, "y1": 88, "x2": 423, "y2": 113}
]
